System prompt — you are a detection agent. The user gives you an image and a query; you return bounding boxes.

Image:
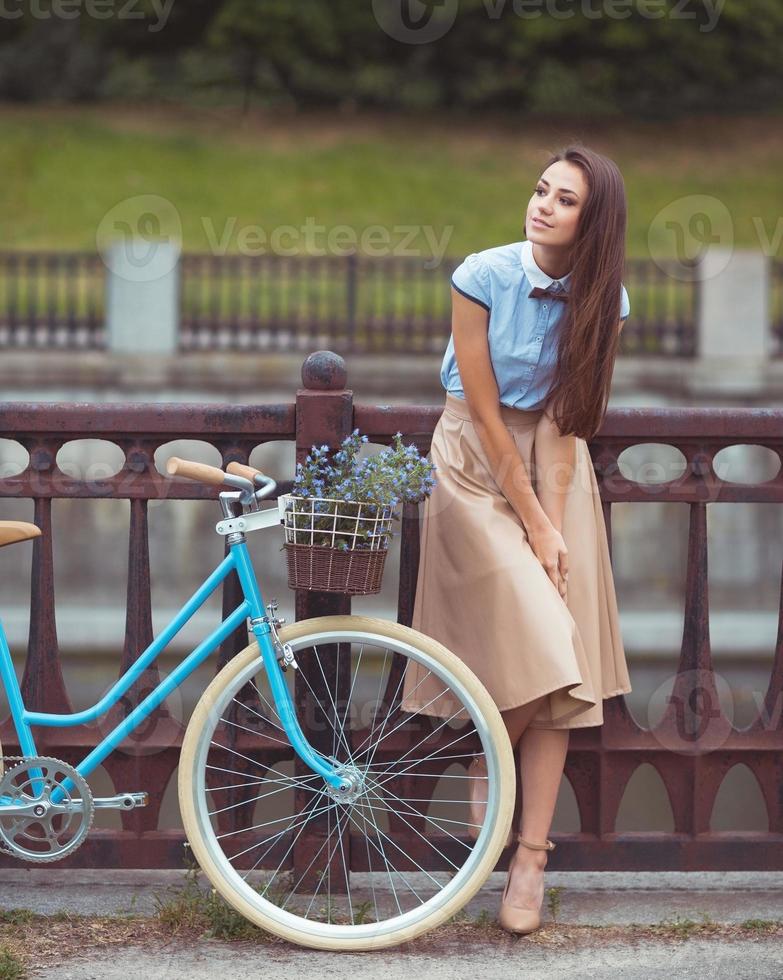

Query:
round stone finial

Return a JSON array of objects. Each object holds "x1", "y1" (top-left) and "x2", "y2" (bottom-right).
[{"x1": 301, "y1": 351, "x2": 347, "y2": 390}]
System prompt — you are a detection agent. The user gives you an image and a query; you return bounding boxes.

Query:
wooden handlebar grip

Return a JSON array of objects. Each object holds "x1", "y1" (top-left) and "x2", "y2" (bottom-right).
[
  {"x1": 166, "y1": 456, "x2": 227, "y2": 487},
  {"x1": 226, "y1": 461, "x2": 264, "y2": 482}
]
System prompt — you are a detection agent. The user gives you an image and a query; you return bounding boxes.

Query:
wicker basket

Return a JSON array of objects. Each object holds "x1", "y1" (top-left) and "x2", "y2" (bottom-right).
[{"x1": 278, "y1": 493, "x2": 395, "y2": 595}]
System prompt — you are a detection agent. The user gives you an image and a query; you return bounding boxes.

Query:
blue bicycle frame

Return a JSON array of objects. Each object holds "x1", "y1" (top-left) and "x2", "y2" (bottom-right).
[{"x1": 0, "y1": 537, "x2": 349, "y2": 803}]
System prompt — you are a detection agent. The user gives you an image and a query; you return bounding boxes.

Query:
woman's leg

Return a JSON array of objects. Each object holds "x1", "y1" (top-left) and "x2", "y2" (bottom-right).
[
  {"x1": 505, "y1": 725, "x2": 570, "y2": 909},
  {"x1": 495, "y1": 696, "x2": 551, "y2": 842},
  {"x1": 500, "y1": 695, "x2": 548, "y2": 750}
]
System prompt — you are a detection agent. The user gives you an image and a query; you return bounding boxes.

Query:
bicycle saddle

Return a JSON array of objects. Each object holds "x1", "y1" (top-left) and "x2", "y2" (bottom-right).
[{"x1": 0, "y1": 521, "x2": 41, "y2": 548}]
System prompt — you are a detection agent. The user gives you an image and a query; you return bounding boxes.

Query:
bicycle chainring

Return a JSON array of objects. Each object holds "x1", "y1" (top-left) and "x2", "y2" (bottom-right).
[{"x1": 0, "y1": 756, "x2": 94, "y2": 863}]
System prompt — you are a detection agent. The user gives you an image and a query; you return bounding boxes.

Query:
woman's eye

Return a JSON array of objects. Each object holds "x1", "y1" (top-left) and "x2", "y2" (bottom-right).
[{"x1": 535, "y1": 187, "x2": 573, "y2": 205}]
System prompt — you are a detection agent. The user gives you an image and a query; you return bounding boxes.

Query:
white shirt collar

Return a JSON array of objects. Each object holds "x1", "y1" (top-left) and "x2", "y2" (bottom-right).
[{"x1": 519, "y1": 239, "x2": 572, "y2": 292}]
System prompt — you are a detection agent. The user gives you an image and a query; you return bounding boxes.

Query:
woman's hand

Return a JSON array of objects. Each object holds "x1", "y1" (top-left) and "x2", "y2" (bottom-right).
[{"x1": 526, "y1": 518, "x2": 569, "y2": 601}]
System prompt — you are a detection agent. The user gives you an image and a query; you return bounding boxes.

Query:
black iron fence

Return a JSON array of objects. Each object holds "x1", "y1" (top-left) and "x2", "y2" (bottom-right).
[
  {"x1": 0, "y1": 250, "x2": 700, "y2": 357},
  {"x1": 0, "y1": 252, "x2": 105, "y2": 350},
  {"x1": 771, "y1": 258, "x2": 783, "y2": 357},
  {"x1": 179, "y1": 253, "x2": 698, "y2": 358}
]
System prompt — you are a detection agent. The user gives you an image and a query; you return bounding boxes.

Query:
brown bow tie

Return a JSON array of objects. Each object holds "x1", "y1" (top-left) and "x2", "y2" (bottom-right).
[{"x1": 529, "y1": 285, "x2": 569, "y2": 302}]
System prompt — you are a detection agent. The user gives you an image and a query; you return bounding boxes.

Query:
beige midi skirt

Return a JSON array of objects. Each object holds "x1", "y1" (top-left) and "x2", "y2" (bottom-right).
[{"x1": 401, "y1": 392, "x2": 632, "y2": 729}]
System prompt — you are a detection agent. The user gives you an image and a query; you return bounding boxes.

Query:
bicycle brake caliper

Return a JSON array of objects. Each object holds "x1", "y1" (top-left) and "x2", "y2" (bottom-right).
[{"x1": 251, "y1": 599, "x2": 298, "y2": 672}]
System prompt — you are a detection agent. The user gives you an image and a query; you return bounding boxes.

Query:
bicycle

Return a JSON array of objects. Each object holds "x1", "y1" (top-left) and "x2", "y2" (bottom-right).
[{"x1": 0, "y1": 456, "x2": 515, "y2": 951}]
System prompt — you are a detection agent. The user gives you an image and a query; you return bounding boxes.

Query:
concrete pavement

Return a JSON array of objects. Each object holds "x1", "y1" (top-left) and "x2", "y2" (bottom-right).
[{"x1": 0, "y1": 869, "x2": 781, "y2": 978}]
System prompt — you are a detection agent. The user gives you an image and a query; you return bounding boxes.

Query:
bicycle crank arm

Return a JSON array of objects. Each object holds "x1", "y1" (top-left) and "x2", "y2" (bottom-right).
[
  {"x1": 93, "y1": 793, "x2": 149, "y2": 810},
  {"x1": 0, "y1": 792, "x2": 148, "y2": 817},
  {"x1": 0, "y1": 800, "x2": 86, "y2": 817}
]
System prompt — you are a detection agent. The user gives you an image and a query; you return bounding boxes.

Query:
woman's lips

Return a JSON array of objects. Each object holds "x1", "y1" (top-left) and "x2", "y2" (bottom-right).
[{"x1": 531, "y1": 217, "x2": 552, "y2": 228}]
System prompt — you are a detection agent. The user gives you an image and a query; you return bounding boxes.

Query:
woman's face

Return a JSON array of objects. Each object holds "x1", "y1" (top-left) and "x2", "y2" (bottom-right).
[{"x1": 525, "y1": 160, "x2": 587, "y2": 249}]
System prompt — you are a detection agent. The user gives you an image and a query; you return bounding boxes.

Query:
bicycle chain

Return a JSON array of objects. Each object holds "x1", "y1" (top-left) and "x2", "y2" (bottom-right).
[
  {"x1": 0, "y1": 756, "x2": 25, "y2": 854},
  {"x1": 0, "y1": 755, "x2": 95, "y2": 862}
]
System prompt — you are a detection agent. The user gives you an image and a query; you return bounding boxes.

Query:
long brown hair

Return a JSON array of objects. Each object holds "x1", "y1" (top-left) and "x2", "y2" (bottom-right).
[{"x1": 525, "y1": 144, "x2": 627, "y2": 441}]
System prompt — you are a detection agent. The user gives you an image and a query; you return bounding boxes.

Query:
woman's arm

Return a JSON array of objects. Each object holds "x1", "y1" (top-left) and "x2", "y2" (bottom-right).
[
  {"x1": 532, "y1": 406, "x2": 576, "y2": 535},
  {"x1": 451, "y1": 289, "x2": 550, "y2": 534},
  {"x1": 451, "y1": 289, "x2": 568, "y2": 598}
]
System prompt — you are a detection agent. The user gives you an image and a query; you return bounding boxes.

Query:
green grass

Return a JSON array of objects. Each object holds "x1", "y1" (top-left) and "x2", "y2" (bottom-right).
[
  {"x1": 740, "y1": 918, "x2": 779, "y2": 933},
  {"x1": 648, "y1": 912, "x2": 720, "y2": 939},
  {"x1": 152, "y1": 864, "x2": 267, "y2": 941},
  {"x1": 0, "y1": 946, "x2": 25, "y2": 980},
  {"x1": 2, "y1": 104, "x2": 782, "y2": 259},
  {"x1": 546, "y1": 885, "x2": 564, "y2": 922},
  {"x1": 0, "y1": 911, "x2": 34, "y2": 927}
]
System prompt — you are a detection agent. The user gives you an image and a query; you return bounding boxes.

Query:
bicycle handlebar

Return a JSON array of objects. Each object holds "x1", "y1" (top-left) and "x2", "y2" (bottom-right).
[
  {"x1": 166, "y1": 456, "x2": 227, "y2": 487},
  {"x1": 166, "y1": 457, "x2": 277, "y2": 505},
  {"x1": 226, "y1": 461, "x2": 263, "y2": 483}
]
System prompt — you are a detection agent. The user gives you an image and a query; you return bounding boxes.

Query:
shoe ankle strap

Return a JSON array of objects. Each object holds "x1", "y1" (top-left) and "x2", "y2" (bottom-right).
[{"x1": 516, "y1": 835, "x2": 556, "y2": 851}]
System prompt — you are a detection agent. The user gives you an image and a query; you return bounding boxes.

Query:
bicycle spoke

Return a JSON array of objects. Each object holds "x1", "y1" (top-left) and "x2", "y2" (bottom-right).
[
  {"x1": 357, "y1": 785, "x2": 464, "y2": 869},
  {"x1": 342, "y1": 803, "x2": 421, "y2": 911},
  {"x1": 218, "y1": 798, "x2": 336, "y2": 843},
  {"x1": 277, "y1": 802, "x2": 349, "y2": 915},
  {"x1": 333, "y1": 642, "x2": 365, "y2": 764},
  {"x1": 295, "y1": 647, "x2": 355, "y2": 765},
  {"x1": 238, "y1": 789, "x2": 331, "y2": 878},
  {"x1": 229, "y1": 798, "x2": 334, "y2": 864},
  {"x1": 345, "y1": 800, "x2": 443, "y2": 892},
  {"x1": 208, "y1": 780, "x2": 302, "y2": 818},
  {"x1": 233, "y1": 691, "x2": 285, "y2": 736},
  {"x1": 365, "y1": 751, "x2": 477, "y2": 773},
  {"x1": 351, "y1": 658, "x2": 433, "y2": 761},
  {"x1": 358, "y1": 682, "x2": 454, "y2": 772},
  {"x1": 367, "y1": 728, "x2": 477, "y2": 790},
  {"x1": 206, "y1": 762, "x2": 322, "y2": 791},
  {"x1": 208, "y1": 741, "x2": 326, "y2": 793}
]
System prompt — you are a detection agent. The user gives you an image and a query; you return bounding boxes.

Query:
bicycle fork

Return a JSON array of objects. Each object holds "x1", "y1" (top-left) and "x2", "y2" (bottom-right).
[{"x1": 232, "y1": 541, "x2": 355, "y2": 798}]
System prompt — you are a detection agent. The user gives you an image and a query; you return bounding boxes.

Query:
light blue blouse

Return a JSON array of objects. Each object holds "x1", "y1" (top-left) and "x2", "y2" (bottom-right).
[{"x1": 440, "y1": 239, "x2": 630, "y2": 411}]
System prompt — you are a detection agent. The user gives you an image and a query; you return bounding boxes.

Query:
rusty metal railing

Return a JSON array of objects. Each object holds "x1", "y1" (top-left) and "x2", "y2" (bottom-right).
[{"x1": 0, "y1": 350, "x2": 781, "y2": 871}]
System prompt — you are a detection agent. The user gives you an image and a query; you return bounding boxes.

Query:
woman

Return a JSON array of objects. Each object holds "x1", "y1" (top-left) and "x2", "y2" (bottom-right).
[{"x1": 401, "y1": 143, "x2": 633, "y2": 934}]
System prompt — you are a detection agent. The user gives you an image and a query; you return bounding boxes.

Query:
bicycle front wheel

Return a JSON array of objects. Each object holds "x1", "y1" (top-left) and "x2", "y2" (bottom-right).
[{"x1": 178, "y1": 614, "x2": 515, "y2": 951}]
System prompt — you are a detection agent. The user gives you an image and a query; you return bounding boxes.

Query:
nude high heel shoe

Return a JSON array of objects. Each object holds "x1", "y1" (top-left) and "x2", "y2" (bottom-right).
[
  {"x1": 497, "y1": 834, "x2": 556, "y2": 935},
  {"x1": 467, "y1": 754, "x2": 513, "y2": 848}
]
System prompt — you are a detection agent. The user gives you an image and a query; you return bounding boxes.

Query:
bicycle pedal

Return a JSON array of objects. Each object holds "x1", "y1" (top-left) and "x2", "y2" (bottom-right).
[{"x1": 93, "y1": 792, "x2": 149, "y2": 811}]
